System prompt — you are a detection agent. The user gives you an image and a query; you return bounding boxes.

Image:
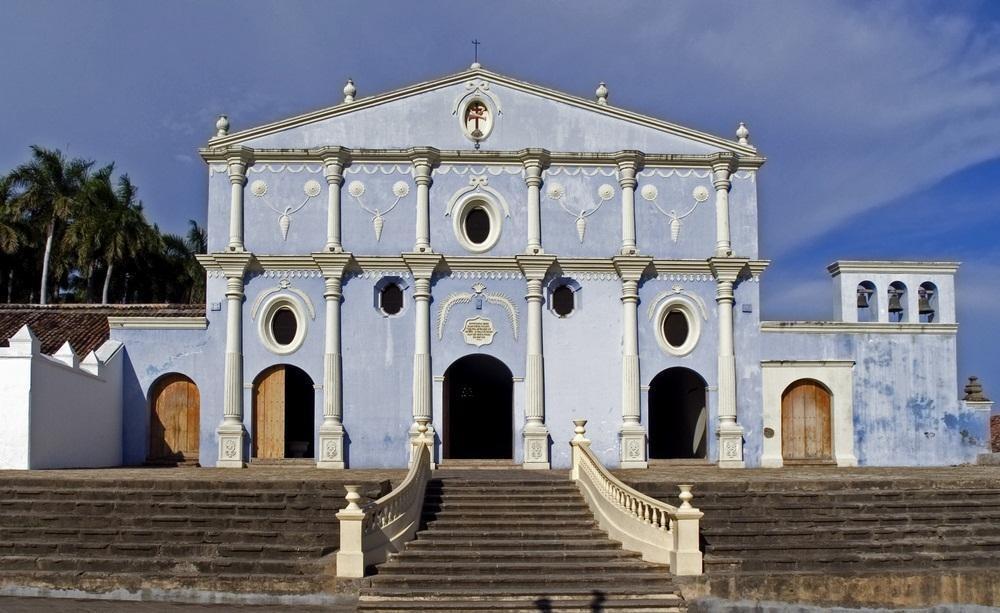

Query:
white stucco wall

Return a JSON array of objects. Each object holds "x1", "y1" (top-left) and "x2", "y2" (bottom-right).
[{"x1": 0, "y1": 352, "x2": 32, "y2": 469}]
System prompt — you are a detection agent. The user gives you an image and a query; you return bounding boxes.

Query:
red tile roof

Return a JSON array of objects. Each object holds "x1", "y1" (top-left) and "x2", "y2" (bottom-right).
[{"x1": 0, "y1": 304, "x2": 204, "y2": 356}]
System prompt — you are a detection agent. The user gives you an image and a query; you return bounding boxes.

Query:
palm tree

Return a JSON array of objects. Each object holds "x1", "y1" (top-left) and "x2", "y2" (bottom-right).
[
  {"x1": 67, "y1": 164, "x2": 116, "y2": 301},
  {"x1": 0, "y1": 176, "x2": 23, "y2": 254},
  {"x1": 100, "y1": 174, "x2": 155, "y2": 304},
  {"x1": 7, "y1": 146, "x2": 92, "y2": 304}
]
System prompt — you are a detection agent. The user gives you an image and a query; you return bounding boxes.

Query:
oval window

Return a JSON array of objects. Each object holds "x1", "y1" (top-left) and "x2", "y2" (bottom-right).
[
  {"x1": 380, "y1": 283, "x2": 403, "y2": 315},
  {"x1": 663, "y1": 310, "x2": 689, "y2": 348},
  {"x1": 272, "y1": 308, "x2": 298, "y2": 346},
  {"x1": 552, "y1": 285, "x2": 574, "y2": 317},
  {"x1": 464, "y1": 207, "x2": 491, "y2": 245}
]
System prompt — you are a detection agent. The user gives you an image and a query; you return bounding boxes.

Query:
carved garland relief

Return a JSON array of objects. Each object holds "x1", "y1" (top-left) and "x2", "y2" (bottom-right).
[
  {"x1": 545, "y1": 182, "x2": 615, "y2": 243},
  {"x1": 250, "y1": 179, "x2": 321, "y2": 240},
  {"x1": 641, "y1": 184, "x2": 711, "y2": 243},
  {"x1": 347, "y1": 179, "x2": 411, "y2": 241}
]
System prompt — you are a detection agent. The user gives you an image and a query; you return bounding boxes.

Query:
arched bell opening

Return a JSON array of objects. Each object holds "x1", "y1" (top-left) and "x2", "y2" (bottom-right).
[
  {"x1": 252, "y1": 364, "x2": 315, "y2": 459},
  {"x1": 442, "y1": 354, "x2": 513, "y2": 460},
  {"x1": 648, "y1": 367, "x2": 708, "y2": 460}
]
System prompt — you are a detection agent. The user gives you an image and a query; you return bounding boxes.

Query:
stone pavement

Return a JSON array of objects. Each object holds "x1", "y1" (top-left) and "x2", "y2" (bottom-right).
[{"x1": 0, "y1": 596, "x2": 348, "y2": 611}]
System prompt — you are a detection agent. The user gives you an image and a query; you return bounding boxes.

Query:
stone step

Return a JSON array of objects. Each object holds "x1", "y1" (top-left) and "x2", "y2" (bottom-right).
[
  {"x1": 367, "y1": 572, "x2": 676, "y2": 590},
  {"x1": 392, "y1": 548, "x2": 639, "y2": 562},
  {"x1": 377, "y1": 559, "x2": 663, "y2": 575},
  {"x1": 0, "y1": 487, "x2": 349, "y2": 504},
  {"x1": 0, "y1": 525, "x2": 335, "y2": 546},
  {"x1": 0, "y1": 499, "x2": 339, "y2": 516},
  {"x1": 711, "y1": 509, "x2": 1000, "y2": 528},
  {"x1": 0, "y1": 554, "x2": 320, "y2": 576},
  {"x1": 420, "y1": 518, "x2": 597, "y2": 530},
  {"x1": 0, "y1": 540, "x2": 331, "y2": 560},
  {"x1": 421, "y1": 507, "x2": 593, "y2": 519},
  {"x1": 702, "y1": 523, "x2": 1000, "y2": 543},
  {"x1": 414, "y1": 527, "x2": 608, "y2": 540},
  {"x1": 0, "y1": 511, "x2": 339, "y2": 531},
  {"x1": 705, "y1": 549, "x2": 1000, "y2": 572},
  {"x1": 424, "y1": 486, "x2": 580, "y2": 495},
  {"x1": 403, "y1": 537, "x2": 623, "y2": 551},
  {"x1": 698, "y1": 499, "x2": 1000, "y2": 515},
  {"x1": 0, "y1": 568, "x2": 322, "y2": 594},
  {"x1": 707, "y1": 536, "x2": 1000, "y2": 555},
  {"x1": 421, "y1": 497, "x2": 583, "y2": 508},
  {"x1": 358, "y1": 597, "x2": 684, "y2": 612},
  {"x1": 362, "y1": 584, "x2": 680, "y2": 598}
]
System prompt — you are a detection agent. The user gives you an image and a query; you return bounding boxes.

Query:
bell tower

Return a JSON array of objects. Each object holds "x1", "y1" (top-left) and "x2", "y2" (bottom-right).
[{"x1": 828, "y1": 261, "x2": 959, "y2": 325}]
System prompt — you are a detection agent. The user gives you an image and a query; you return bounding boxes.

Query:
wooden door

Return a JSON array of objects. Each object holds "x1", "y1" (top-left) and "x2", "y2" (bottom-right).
[
  {"x1": 253, "y1": 366, "x2": 286, "y2": 458},
  {"x1": 781, "y1": 380, "x2": 833, "y2": 464},
  {"x1": 149, "y1": 375, "x2": 200, "y2": 461}
]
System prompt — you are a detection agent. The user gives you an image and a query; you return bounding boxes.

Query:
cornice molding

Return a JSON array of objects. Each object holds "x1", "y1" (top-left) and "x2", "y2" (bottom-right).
[
  {"x1": 515, "y1": 254, "x2": 558, "y2": 280},
  {"x1": 612, "y1": 255, "x2": 654, "y2": 280},
  {"x1": 107, "y1": 316, "x2": 208, "y2": 330},
  {"x1": 760, "y1": 360, "x2": 855, "y2": 368},
  {"x1": 205, "y1": 67, "x2": 760, "y2": 158},
  {"x1": 401, "y1": 252, "x2": 445, "y2": 278},
  {"x1": 557, "y1": 258, "x2": 617, "y2": 274},
  {"x1": 311, "y1": 252, "x2": 353, "y2": 277},
  {"x1": 708, "y1": 257, "x2": 751, "y2": 282},
  {"x1": 761, "y1": 321, "x2": 959, "y2": 335},
  {"x1": 445, "y1": 256, "x2": 523, "y2": 272},
  {"x1": 197, "y1": 252, "x2": 254, "y2": 277},
  {"x1": 827, "y1": 260, "x2": 961, "y2": 276}
]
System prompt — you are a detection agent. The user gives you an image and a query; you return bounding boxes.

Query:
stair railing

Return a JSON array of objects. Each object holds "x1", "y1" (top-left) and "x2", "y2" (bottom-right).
[
  {"x1": 336, "y1": 420, "x2": 433, "y2": 578},
  {"x1": 569, "y1": 419, "x2": 703, "y2": 576}
]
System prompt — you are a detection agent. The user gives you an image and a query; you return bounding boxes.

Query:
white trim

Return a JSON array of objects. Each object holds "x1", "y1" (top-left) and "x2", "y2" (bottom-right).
[
  {"x1": 256, "y1": 293, "x2": 309, "y2": 356},
  {"x1": 449, "y1": 193, "x2": 505, "y2": 254},
  {"x1": 760, "y1": 361, "x2": 857, "y2": 468},
  {"x1": 651, "y1": 296, "x2": 702, "y2": 358},
  {"x1": 828, "y1": 261, "x2": 960, "y2": 276},
  {"x1": 107, "y1": 317, "x2": 207, "y2": 330},
  {"x1": 761, "y1": 321, "x2": 957, "y2": 335}
]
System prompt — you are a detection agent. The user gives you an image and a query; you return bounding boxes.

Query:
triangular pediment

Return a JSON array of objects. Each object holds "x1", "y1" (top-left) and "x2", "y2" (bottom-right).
[{"x1": 206, "y1": 67, "x2": 755, "y2": 156}]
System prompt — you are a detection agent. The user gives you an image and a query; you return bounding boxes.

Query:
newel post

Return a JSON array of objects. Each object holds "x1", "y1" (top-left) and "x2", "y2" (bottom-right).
[
  {"x1": 570, "y1": 419, "x2": 589, "y2": 481},
  {"x1": 335, "y1": 485, "x2": 367, "y2": 578},
  {"x1": 670, "y1": 484, "x2": 704, "y2": 576}
]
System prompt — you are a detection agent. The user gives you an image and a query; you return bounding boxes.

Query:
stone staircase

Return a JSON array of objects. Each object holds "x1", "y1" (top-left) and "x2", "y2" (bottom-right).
[
  {"x1": 0, "y1": 473, "x2": 388, "y2": 598},
  {"x1": 358, "y1": 470, "x2": 686, "y2": 612}
]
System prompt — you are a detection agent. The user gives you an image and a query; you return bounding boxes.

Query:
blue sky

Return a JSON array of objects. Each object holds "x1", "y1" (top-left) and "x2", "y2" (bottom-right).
[{"x1": 1, "y1": 1, "x2": 997, "y2": 395}]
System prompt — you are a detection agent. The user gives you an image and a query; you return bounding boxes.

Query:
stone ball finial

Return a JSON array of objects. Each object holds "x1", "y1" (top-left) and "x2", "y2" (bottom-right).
[
  {"x1": 470, "y1": 61, "x2": 482, "y2": 70},
  {"x1": 215, "y1": 114, "x2": 229, "y2": 137},
  {"x1": 596, "y1": 82, "x2": 609, "y2": 106},
  {"x1": 736, "y1": 121, "x2": 750, "y2": 145},
  {"x1": 964, "y1": 376, "x2": 990, "y2": 402},
  {"x1": 343, "y1": 78, "x2": 356, "y2": 103}
]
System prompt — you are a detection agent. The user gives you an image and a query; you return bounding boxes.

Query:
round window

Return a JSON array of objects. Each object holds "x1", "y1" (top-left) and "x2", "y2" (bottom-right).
[
  {"x1": 271, "y1": 308, "x2": 298, "y2": 346},
  {"x1": 663, "y1": 310, "x2": 689, "y2": 347},
  {"x1": 380, "y1": 283, "x2": 403, "y2": 315},
  {"x1": 552, "y1": 285, "x2": 575, "y2": 317},
  {"x1": 464, "y1": 207, "x2": 491, "y2": 245}
]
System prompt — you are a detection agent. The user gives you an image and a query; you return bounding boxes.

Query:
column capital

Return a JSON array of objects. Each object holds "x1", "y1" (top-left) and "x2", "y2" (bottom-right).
[
  {"x1": 515, "y1": 254, "x2": 557, "y2": 280},
  {"x1": 613, "y1": 150, "x2": 645, "y2": 175},
  {"x1": 402, "y1": 252, "x2": 443, "y2": 279},
  {"x1": 406, "y1": 147, "x2": 441, "y2": 172},
  {"x1": 708, "y1": 257, "x2": 750, "y2": 283},
  {"x1": 312, "y1": 252, "x2": 353, "y2": 278},
  {"x1": 612, "y1": 255, "x2": 653, "y2": 281},
  {"x1": 710, "y1": 153, "x2": 738, "y2": 187},
  {"x1": 517, "y1": 148, "x2": 551, "y2": 170},
  {"x1": 318, "y1": 146, "x2": 350, "y2": 183},
  {"x1": 210, "y1": 252, "x2": 254, "y2": 279},
  {"x1": 225, "y1": 146, "x2": 255, "y2": 180}
]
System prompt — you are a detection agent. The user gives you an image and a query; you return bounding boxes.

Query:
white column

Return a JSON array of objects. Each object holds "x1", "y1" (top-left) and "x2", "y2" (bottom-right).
[
  {"x1": 519, "y1": 149, "x2": 550, "y2": 255},
  {"x1": 403, "y1": 253, "x2": 442, "y2": 460},
  {"x1": 215, "y1": 252, "x2": 252, "y2": 468},
  {"x1": 710, "y1": 258, "x2": 748, "y2": 468},
  {"x1": 615, "y1": 152, "x2": 644, "y2": 256},
  {"x1": 321, "y1": 148, "x2": 348, "y2": 253},
  {"x1": 315, "y1": 253, "x2": 352, "y2": 468},
  {"x1": 517, "y1": 255, "x2": 556, "y2": 469},
  {"x1": 226, "y1": 148, "x2": 252, "y2": 252},
  {"x1": 614, "y1": 256, "x2": 652, "y2": 469},
  {"x1": 409, "y1": 148, "x2": 439, "y2": 254},
  {"x1": 712, "y1": 156, "x2": 737, "y2": 257}
]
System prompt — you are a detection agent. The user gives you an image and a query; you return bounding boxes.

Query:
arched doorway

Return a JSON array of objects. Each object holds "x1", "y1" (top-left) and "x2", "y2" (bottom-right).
[
  {"x1": 252, "y1": 365, "x2": 315, "y2": 459},
  {"x1": 443, "y1": 354, "x2": 513, "y2": 460},
  {"x1": 648, "y1": 368, "x2": 707, "y2": 459},
  {"x1": 781, "y1": 379, "x2": 833, "y2": 464},
  {"x1": 148, "y1": 374, "x2": 200, "y2": 462}
]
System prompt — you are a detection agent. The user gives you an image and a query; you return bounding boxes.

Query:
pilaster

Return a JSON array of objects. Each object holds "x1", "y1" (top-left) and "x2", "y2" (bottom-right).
[
  {"x1": 709, "y1": 257, "x2": 750, "y2": 468},
  {"x1": 516, "y1": 254, "x2": 557, "y2": 469},
  {"x1": 402, "y1": 253, "x2": 444, "y2": 453},
  {"x1": 614, "y1": 151, "x2": 645, "y2": 256},
  {"x1": 214, "y1": 251, "x2": 253, "y2": 468},
  {"x1": 225, "y1": 147, "x2": 254, "y2": 253},
  {"x1": 319, "y1": 147, "x2": 350, "y2": 253},
  {"x1": 407, "y1": 148, "x2": 441, "y2": 254},
  {"x1": 313, "y1": 252, "x2": 353, "y2": 468},
  {"x1": 518, "y1": 149, "x2": 551, "y2": 255},
  {"x1": 613, "y1": 255, "x2": 653, "y2": 469}
]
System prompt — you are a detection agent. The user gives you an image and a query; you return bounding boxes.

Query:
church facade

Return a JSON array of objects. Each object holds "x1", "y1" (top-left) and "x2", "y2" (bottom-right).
[{"x1": 109, "y1": 65, "x2": 989, "y2": 470}]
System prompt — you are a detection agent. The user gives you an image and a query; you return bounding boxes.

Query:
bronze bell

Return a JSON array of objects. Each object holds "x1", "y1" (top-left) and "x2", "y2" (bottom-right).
[
  {"x1": 887, "y1": 289, "x2": 903, "y2": 313},
  {"x1": 857, "y1": 287, "x2": 871, "y2": 309},
  {"x1": 918, "y1": 289, "x2": 934, "y2": 315}
]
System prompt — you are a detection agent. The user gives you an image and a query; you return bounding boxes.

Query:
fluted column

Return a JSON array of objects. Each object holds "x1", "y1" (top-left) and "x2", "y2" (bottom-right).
[
  {"x1": 314, "y1": 252, "x2": 352, "y2": 468},
  {"x1": 408, "y1": 148, "x2": 440, "y2": 254},
  {"x1": 516, "y1": 254, "x2": 556, "y2": 469},
  {"x1": 215, "y1": 252, "x2": 253, "y2": 468},
  {"x1": 403, "y1": 253, "x2": 443, "y2": 461},
  {"x1": 518, "y1": 149, "x2": 550, "y2": 255},
  {"x1": 613, "y1": 255, "x2": 653, "y2": 469},
  {"x1": 615, "y1": 152, "x2": 644, "y2": 256},
  {"x1": 226, "y1": 148, "x2": 253, "y2": 252},
  {"x1": 712, "y1": 155, "x2": 737, "y2": 257},
  {"x1": 709, "y1": 258, "x2": 749, "y2": 468},
  {"x1": 321, "y1": 147, "x2": 349, "y2": 253}
]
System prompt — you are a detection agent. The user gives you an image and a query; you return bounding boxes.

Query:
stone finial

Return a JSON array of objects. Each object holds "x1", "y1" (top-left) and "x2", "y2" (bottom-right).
[
  {"x1": 470, "y1": 61, "x2": 482, "y2": 70},
  {"x1": 736, "y1": 121, "x2": 750, "y2": 146},
  {"x1": 215, "y1": 115, "x2": 229, "y2": 137},
  {"x1": 596, "y1": 82, "x2": 609, "y2": 106},
  {"x1": 964, "y1": 376, "x2": 991, "y2": 402},
  {"x1": 343, "y1": 79, "x2": 356, "y2": 103}
]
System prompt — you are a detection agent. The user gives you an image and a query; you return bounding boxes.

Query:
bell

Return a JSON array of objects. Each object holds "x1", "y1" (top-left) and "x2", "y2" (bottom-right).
[
  {"x1": 887, "y1": 289, "x2": 903, "y2": 313},
  {"x1": 918, "y1": 289, "x2": 934, "y2": 315},
  {"x1": 856, "y1": 287, "x2": 870, "y2": 309}
]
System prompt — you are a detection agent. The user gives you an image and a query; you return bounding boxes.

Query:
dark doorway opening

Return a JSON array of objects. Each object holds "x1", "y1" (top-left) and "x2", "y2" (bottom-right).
[
  {"x1": 252, "y1": 364, "x2": 315, "y2": 459},
  {"x1": 443, "y1": 354, "x2": 513, "y2": 460},
  {"x1": 648, "y1": 367, "x2": 708, "y2": 459}
]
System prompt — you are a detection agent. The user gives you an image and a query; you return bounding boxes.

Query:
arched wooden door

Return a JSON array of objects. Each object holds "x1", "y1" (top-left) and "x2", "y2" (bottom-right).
[
  {"x1": 149, "y1": 374, "x2": 200, "y2": 462},
  {"x1": 253, "y1": 365, "x2": 286, "y2": 459},
  {"x1": 781, "y1": 379, "x2": 833, "y2": 464}
]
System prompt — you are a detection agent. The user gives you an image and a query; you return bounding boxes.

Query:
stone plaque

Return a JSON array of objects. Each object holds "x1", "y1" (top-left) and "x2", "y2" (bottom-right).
[{"x1": 461, "y1": 316, "x2": 496, "y2": 347}]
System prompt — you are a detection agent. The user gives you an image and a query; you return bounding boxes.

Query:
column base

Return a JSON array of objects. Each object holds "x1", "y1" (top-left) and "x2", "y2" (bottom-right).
[
  {"x1": 717, "y1": 423, "x2": 745, "y2": 469},
  {"x1": 522, "y1": 425, "x2": 550, "y2": 470},
  {"x1": 619, "y1": 423, "x2": 648, "y2": 469},
  {"x1": 216, "y1": 423, "x2": 246, "y2": 468},
  {"x1": 317, "y1": 422, "x2": 346, "y2": 469}
]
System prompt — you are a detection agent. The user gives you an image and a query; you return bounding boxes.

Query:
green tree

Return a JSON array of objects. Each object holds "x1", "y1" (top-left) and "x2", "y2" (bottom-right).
[{"x1": 99, "y1": 174, "x2": 155, "y2": 304}]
